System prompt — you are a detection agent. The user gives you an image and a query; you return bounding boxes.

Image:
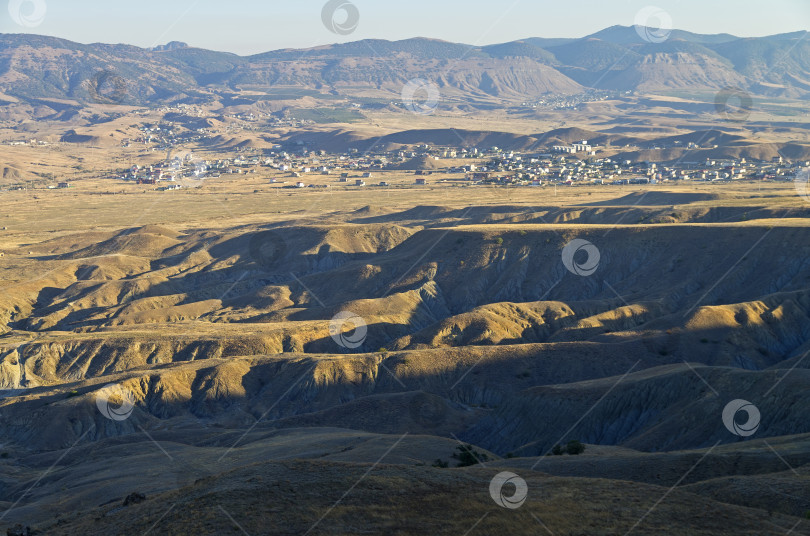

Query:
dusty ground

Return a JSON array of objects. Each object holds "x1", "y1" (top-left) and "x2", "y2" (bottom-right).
[{"x1": 1, "y1": 129, "x2": 810, "y2": 534}]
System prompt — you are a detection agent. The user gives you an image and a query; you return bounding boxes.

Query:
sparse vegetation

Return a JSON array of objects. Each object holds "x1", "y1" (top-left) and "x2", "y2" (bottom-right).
[
  {"x1": 550, "y1": 441, "x2": 586, "y2": 456},
  {"x1": 565, "y1": 440, "x2": 586, "y2": 455},
  {"x1": 452, "y1": 444, "x2": 490, "y2": 467}
]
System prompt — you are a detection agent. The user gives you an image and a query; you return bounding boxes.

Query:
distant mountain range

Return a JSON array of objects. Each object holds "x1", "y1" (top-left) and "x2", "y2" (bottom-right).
[{"x1": 0, "y1": 26, "x2": 808, "y2": 107}]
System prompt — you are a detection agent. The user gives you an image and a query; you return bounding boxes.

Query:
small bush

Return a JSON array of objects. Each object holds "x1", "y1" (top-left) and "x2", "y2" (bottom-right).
[
  {"x1": 566, "y1": 440, "x2": 586, "y2": 455},
  {"x1": 494, "y1": 237, "x2": 504, "y2": 245},
  {"x1": 453, "y1": 444, "x2": 490, "y2": 467},
  {"x1": 551, "y1": 444, "x2": 564, "y2": 456},
  {"x1": 700, "y1": 338, "x2": 709, "y2": 344},
  {"x1": 66, "y1": 390, "x2": 80, "y2": 398},
  {"x1": 432, "y1": 459, "x2": 449, "y2": 468}
]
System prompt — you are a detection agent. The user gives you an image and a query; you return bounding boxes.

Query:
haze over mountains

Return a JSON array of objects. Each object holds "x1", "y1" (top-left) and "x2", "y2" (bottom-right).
[{"x1": 1, "y1": 26, "x2": 809, "y2": 107}]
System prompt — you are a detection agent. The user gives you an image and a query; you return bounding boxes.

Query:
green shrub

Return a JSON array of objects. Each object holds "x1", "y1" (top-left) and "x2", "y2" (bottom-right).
[
  {"x1": 432, "y1": 459, "x2": 449, "y2": 468},
  {"x1": 453, "y1": 444, "x2": 489, "y2": 467},
  {"x1": 551, "y1": 444, "x2": 564, "y2": 456},
  {"x1": 566, "y1": 440, "x2": 586, "y2": 455}
]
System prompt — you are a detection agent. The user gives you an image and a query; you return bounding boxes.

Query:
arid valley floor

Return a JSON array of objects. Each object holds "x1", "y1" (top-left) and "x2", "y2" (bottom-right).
[{"x1": 1, "y1": 170, "x2": 810, "y2": 534}]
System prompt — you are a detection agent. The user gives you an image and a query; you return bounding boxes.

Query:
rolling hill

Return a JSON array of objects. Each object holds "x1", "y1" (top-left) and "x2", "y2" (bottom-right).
[{"x1": 2, "y1": 186, "x2": 810, "y2": 534}]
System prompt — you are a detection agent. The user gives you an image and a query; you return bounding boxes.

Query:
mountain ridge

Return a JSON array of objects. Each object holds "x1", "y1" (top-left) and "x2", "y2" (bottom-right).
[{"x1": 1, "y1": 26, "x2": 809, "y2": 106}]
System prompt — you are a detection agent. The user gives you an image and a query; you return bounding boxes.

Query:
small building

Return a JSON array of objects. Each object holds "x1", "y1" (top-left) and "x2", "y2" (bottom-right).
[
  {"x1": 355, "y1": 180, "x2": 366, "y2": 187},
  {"x1": 57, "y1": 182, "x2": 71, "y2": 189},
  {"x1": 415, "y1": 178, "x2": 428, "y2": 185}
]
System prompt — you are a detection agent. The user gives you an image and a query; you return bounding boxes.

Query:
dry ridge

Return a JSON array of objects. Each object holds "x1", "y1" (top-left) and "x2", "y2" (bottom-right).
[{"x1": 1, "y1": 197, "x2": 810, "y2": 534}]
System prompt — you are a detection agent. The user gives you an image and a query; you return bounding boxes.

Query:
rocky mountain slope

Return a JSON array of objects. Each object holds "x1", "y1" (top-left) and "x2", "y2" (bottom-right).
[{"x1": 1, "y1": 26, "x2": 809, "y2": 107}]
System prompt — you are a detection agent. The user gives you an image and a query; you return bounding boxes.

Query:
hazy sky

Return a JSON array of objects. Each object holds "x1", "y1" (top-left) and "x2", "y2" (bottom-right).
[{"x1": 2, "y1": 0, "x2": 809, "y2": 55}]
